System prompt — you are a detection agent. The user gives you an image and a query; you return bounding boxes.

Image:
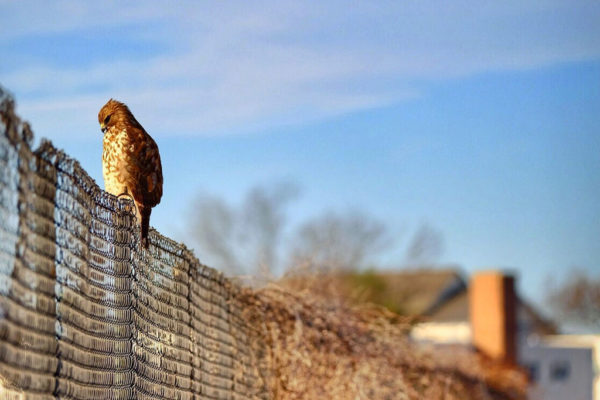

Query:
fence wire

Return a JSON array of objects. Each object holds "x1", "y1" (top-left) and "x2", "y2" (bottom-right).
[{"x1": 0, "y1": 89, "x2": 267, "y2": 400}]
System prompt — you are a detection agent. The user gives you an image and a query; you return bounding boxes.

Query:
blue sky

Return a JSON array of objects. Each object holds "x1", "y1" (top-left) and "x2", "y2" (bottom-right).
[{"x1": 1, "y1": 1, "x2": 599, "y2": 305}]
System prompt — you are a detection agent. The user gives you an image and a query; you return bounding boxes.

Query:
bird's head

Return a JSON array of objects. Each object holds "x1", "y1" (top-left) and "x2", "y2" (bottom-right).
[{"x1": 98, "y1": 99, "x2": 129, "y2": 134}]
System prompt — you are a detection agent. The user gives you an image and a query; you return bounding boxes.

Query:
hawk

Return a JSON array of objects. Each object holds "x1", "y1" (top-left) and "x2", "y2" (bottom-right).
[{"x1": 98, "y1": 99, "x2": 163, "y2": 248}]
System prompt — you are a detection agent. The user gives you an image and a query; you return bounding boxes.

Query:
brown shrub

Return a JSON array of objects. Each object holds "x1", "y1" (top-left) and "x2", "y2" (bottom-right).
[{"x1": 236, "y1": 275, "x2": 527, "y2": 400}]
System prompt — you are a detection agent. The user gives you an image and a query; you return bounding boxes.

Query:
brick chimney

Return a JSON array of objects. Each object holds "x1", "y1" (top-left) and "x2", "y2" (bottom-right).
[{"x1": 469, "y1": 271, "x2": 517, "y2": 364}]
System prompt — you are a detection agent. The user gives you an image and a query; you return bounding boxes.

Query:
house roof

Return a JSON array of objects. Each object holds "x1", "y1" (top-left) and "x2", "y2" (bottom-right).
[
  {"x1": 426, "y1": 289, "x2": 469, "y2": 322},
  {"x1": 354, "y1": 268, "x2": 466, "y2": 315},
  {"x1": 357, "y1": 268, "x2": 557, "y2": 334}
]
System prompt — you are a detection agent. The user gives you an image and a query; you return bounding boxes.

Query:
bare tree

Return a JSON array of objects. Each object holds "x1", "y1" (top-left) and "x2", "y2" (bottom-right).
[
  {"x1": 241, "y1": 183, "x2": 299, "y2": 272},
  {"x1": 289, "y1": 210, "x2": 389, "y2": 271},
  {"x1": 404, "y1": 223, "x2": 444, "y2": 266},
  {"x1": 547, "y1": 269, "x2": 600, "y2": 328},
  {"x1": 189, "y1": 183, "x2": 445, "y2": 277},
  {"x1": 188, "y1": 182, "x2": 298, "y2": 275},
  {"x1": 189, "y1": 193, "x2": 239, "y2": 271}
]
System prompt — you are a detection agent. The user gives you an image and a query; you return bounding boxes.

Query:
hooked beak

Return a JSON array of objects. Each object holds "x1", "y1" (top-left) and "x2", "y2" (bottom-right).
[{"x1": 100, "y1": 123, "x2": 107, "y2": 133}]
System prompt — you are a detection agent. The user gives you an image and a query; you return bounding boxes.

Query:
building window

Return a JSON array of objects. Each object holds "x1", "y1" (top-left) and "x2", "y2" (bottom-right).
[
  {"x1": 549, "y1": 361, "x2": 570, "y2": 381},
  {"x1": 524, "y1": 362, "x2": 539, "y2": 382}
]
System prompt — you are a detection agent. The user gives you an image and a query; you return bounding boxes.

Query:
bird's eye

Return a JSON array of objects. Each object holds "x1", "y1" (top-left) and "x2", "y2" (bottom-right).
[{"x1": 104, "y1": 115, "x2": 111, "y2": 125}]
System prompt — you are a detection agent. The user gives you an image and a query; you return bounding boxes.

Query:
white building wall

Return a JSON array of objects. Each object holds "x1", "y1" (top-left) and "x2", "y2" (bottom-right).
[
  {"x1": 410, "y1": 323, "x2": 600, "y2": 400},
  {"x1": 410, "y1": 322, "x2": 471, "y2": 344},
  {"x1": 520, "y1": 345, "x2": 595, "y2": 400}
]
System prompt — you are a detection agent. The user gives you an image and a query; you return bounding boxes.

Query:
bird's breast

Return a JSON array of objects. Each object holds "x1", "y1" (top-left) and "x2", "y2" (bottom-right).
[{"x1": 102, "y1": 129, "x2": 138, "y2": 196}]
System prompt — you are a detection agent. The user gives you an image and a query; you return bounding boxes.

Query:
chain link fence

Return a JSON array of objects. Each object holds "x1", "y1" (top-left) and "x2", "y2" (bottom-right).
[{"x1": 0, "y1": 89, "x2": 267, "y2": 400}]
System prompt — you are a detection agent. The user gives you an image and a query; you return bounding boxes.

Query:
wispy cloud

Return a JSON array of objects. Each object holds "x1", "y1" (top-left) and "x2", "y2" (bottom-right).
[{"x1": 1, "y1": 1, "x2": 599, "y2": 138}]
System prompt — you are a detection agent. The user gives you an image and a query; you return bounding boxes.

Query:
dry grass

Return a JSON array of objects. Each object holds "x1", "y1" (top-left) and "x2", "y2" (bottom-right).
[{"x1": 236, "y1": 272, "x2": 527, "y2": 400}]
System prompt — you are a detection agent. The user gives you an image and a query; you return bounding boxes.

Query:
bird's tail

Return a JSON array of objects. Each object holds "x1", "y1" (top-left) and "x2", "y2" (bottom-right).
[{"x1": 139, "y1": 205, "x2": 151, "y2": 249}]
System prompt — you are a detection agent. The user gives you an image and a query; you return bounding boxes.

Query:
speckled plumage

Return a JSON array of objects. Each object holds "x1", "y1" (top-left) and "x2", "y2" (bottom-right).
[{"x1": 98, "y1": 99, "x2": 162, "y2": 248}]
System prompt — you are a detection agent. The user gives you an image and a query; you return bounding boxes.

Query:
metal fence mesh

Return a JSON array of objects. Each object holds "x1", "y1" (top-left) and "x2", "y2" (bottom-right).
[{"x1": 0, "y1": 90, "x2": 266, "y2": 399}]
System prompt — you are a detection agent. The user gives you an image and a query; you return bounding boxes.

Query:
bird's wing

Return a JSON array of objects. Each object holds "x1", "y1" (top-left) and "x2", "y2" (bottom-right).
[
  {"x1": 128, "y1": 126, "x2": 163, "y2": 208},
  {"x1": 139, "y1": 133, "x2": 163, "y2": 207}
]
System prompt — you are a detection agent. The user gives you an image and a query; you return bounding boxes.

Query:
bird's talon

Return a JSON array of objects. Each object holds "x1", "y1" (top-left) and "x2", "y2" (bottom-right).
[{"x1": 117, "y1": 191, "x2": 132, "y2": 200}]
